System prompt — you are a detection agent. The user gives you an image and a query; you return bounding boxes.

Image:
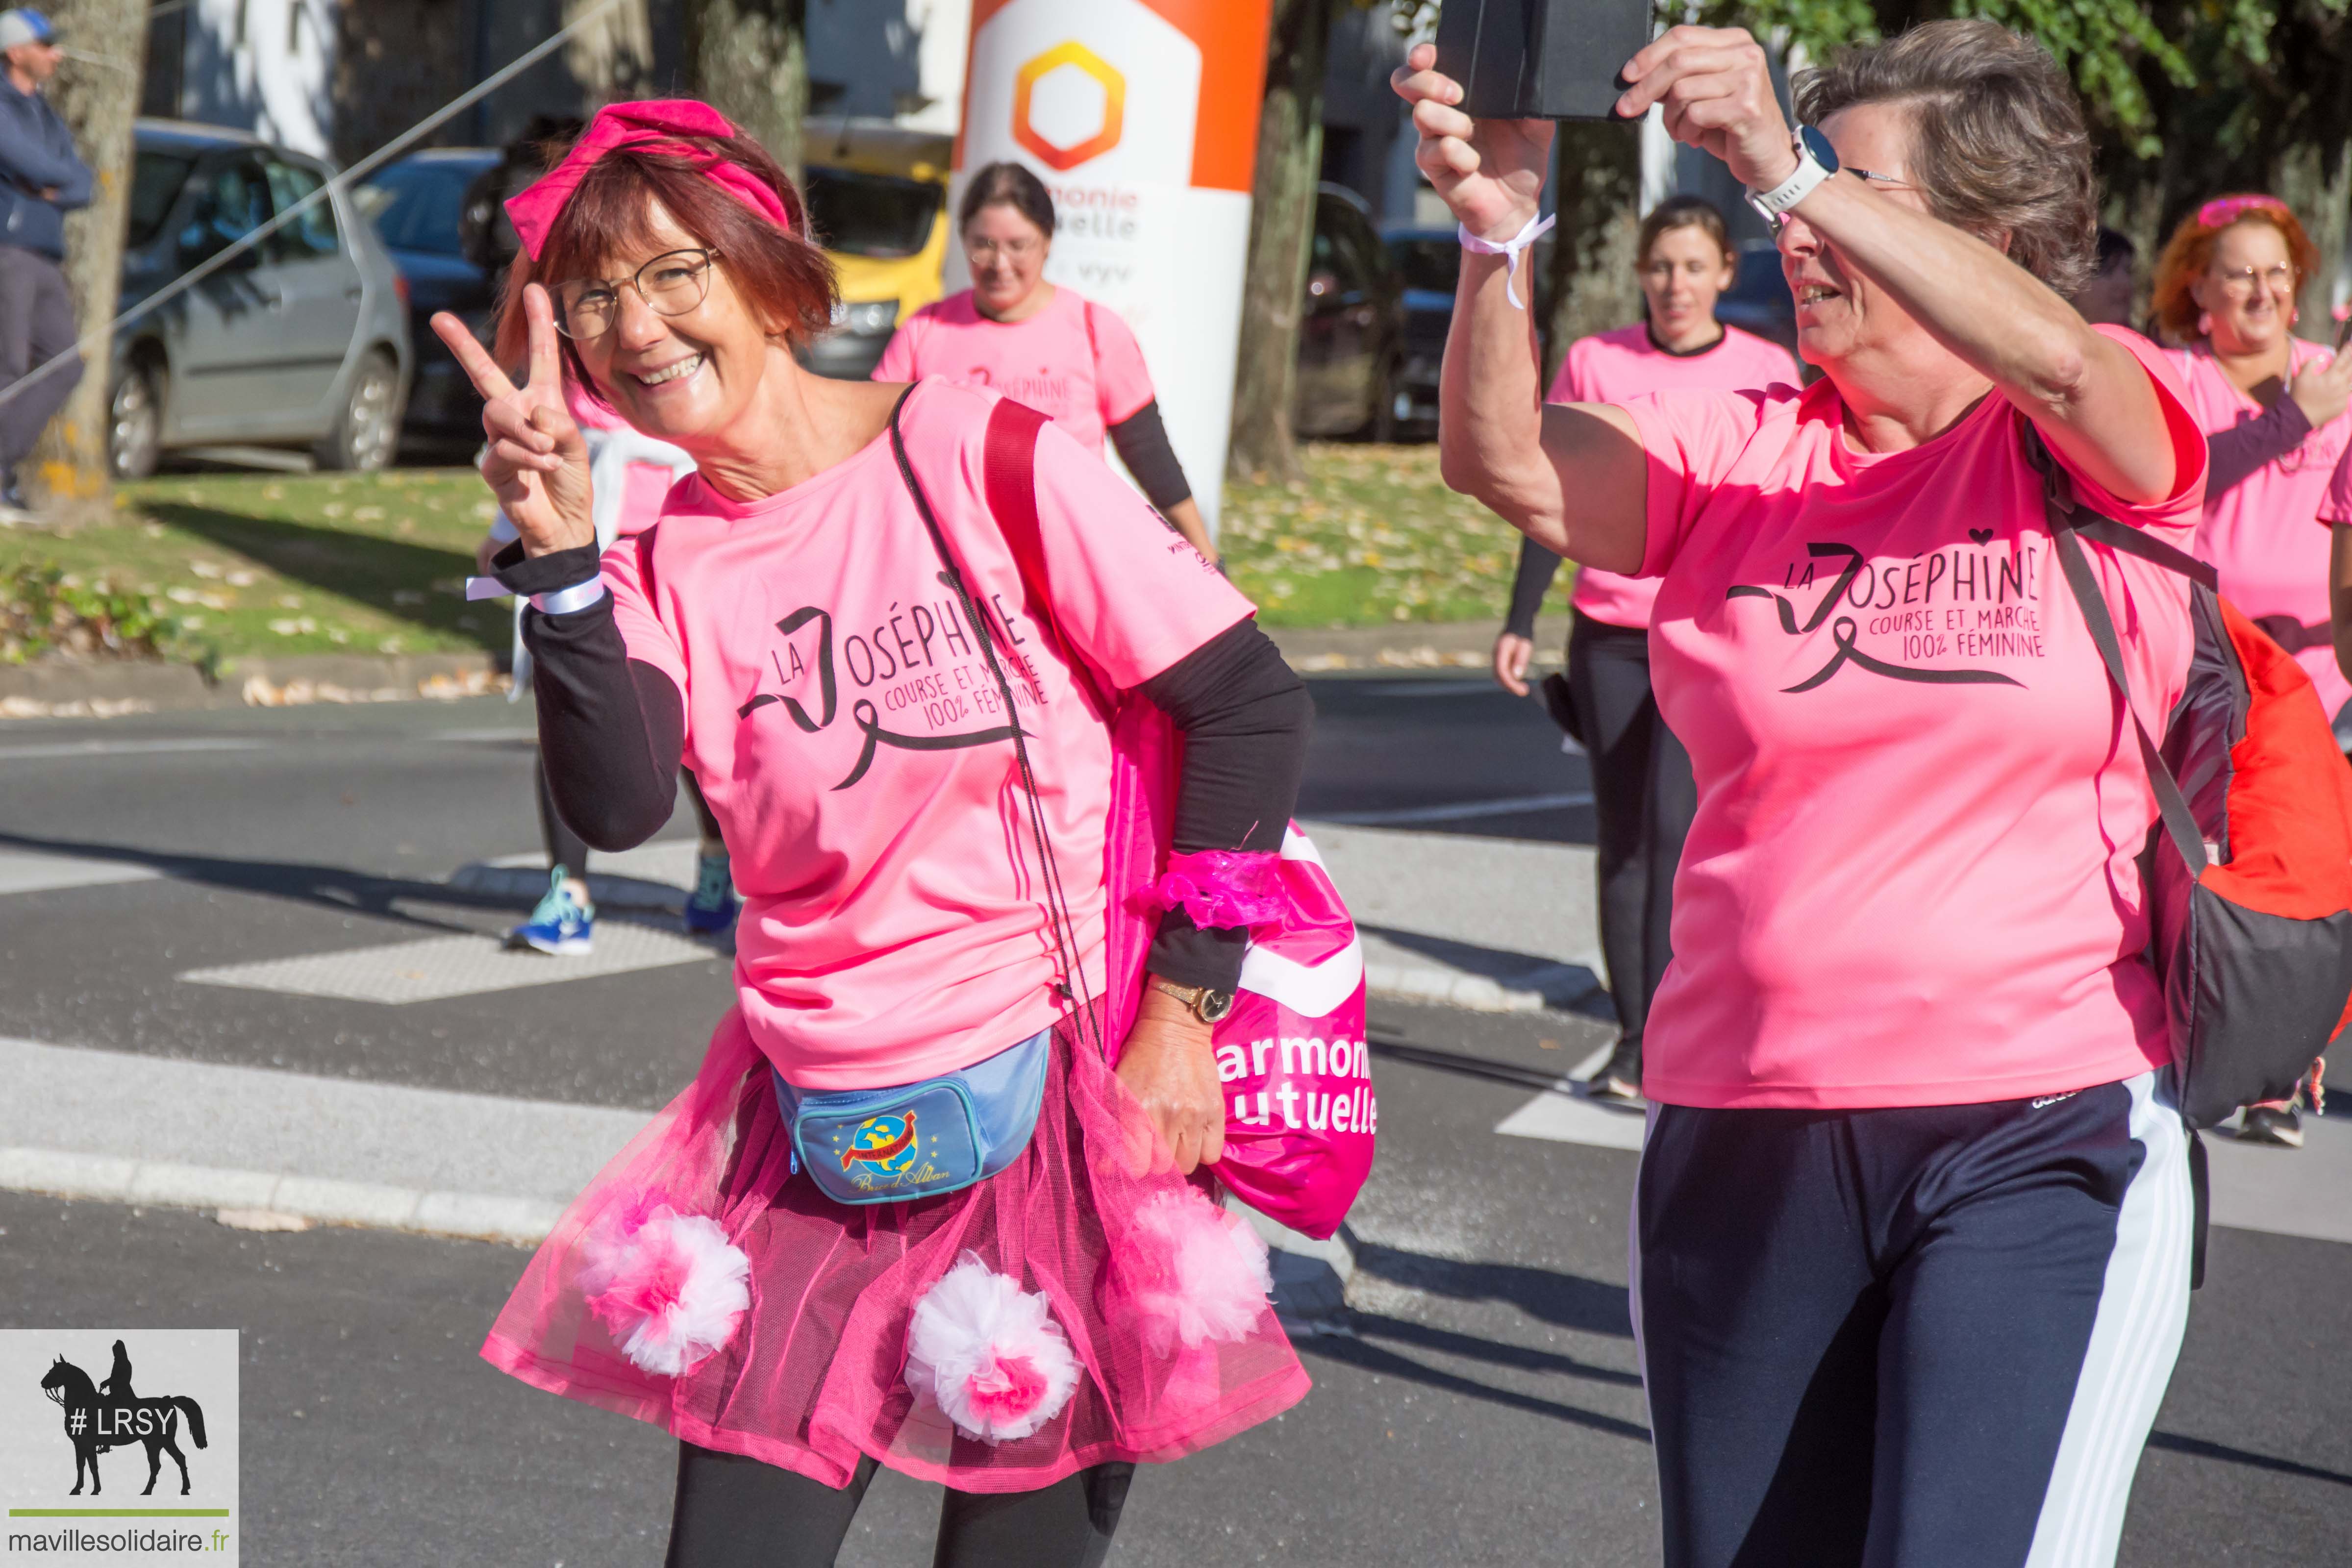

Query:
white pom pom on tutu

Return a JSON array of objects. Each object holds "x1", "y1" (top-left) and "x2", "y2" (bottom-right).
[
  {"x1": 1104, "y1": 1189, "x2": 1275, "y2": 1357},
  {"x1": 904, "y1": 1253, "x2": 1082, "y2": 1444},
  {"x1": 577, "y1": 1200, "x2": 751, "y2": 1378}
]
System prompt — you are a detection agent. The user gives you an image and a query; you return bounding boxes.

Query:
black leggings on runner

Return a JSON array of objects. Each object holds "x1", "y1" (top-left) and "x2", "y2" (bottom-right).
[
  {"x1": 536, "y1": 759, "x2": 721, "y2": 879},
  {"x1": 1564, "y1": 611, "x2": 1696, "y2": 1055},
  {"x1": 663, "y1": 1441, "x2": 1134, "y2": 1568}
]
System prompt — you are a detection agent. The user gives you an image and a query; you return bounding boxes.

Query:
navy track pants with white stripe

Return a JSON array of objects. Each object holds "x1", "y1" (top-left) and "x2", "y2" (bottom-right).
[{"x1": 1633, "y1": 1071, "x2": 2192, "y2": 1568}]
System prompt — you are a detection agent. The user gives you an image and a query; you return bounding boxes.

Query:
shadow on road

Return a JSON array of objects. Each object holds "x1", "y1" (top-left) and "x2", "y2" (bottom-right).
[
  {"x1": 2147, "y1": 1430, "x2": 2352, "y2": 1488},
  {"x1": 1366, "y1": 1036, "x2": 1577, "y2": 1095},
  {"x1": 1347, "y1": 1311, "x2": 1644, "y2": 1389},
  {"x1": 144, "y1": 502, "x2": 504, "y2": 653},
  {"x1": 1351, "y1": 1240, "x2": 1634, "y2": 1338},
  {"x1": 1300, "y1": 1332, "x2": 1652, "y2": 1444}
]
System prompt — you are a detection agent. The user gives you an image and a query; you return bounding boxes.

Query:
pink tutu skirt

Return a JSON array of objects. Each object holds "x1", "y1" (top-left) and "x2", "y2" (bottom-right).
[{"x1": 481, "y1": 1003, "x2": 1310, "y2": 1492}]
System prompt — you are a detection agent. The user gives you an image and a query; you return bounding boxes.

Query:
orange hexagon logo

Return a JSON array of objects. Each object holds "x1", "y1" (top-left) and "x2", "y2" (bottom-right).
[{"x1": 1011, "y1": 41, "x2": 1125, "y2": 172}]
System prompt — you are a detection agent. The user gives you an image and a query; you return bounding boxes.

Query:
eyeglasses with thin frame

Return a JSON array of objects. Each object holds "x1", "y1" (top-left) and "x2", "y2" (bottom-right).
[
  {"x1": 965, "y1": 234, "x2": 1043, "y2": 262},
  {"x1": 2211, "y1": 262, "x2": 2297, "y2": 298},
  {"x1": 549, "y1": 248, "x2": 721, "y2": 341}
]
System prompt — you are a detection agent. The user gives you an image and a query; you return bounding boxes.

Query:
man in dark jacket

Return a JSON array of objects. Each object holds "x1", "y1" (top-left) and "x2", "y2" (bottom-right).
[{"x1": 0, "y1": 8, "x2": 89, "y2": 511}]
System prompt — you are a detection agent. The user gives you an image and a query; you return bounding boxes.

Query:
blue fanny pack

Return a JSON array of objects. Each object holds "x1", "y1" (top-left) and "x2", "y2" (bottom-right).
[{"x1": 772, "y1": 1026, "x2": 1052, "y2": 1205}]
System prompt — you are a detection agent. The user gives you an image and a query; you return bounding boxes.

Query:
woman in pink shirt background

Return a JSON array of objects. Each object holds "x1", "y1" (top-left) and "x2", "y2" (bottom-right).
[
  {"x1": 1405, "y1": 20, "x2": 2202, "y2": 1564},
  {"x1": 875, "y1": 161, "x2": 1219, "y2": 564},
  {"x1": 1490, "y1": 195, "x2": 1798, "y2": 1104},
  {"x1": 2150, "y1": 196, "x2": 2352, "y2": 727},
  {"x1": 433, "y1": 102, "x2": 1312, "y2": 1566}
]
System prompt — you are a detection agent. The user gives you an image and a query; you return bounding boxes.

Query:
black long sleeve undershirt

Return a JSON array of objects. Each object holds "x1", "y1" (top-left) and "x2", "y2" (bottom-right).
[
  {"x1": 2205, "y1": 395, "x2": 2313, "y2": 499},
  {"x1": 507, "y1": 539, "x2": 1310, "y2": 993},
  {"x1": 1105, "y1": 399, "x2": 1193, "y2": 513},
  {"x1": 1504, "y1": 536, "x2": 1564, "y2": 639}
]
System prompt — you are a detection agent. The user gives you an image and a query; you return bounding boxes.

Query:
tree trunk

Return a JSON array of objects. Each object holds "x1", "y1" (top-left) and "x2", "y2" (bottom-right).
[
  {"x1": 1227, "y1": 0, "x2": 1336, "y2": 485},
  {"x1": 1539, "y1": 121, "x2": 1642, "y2": 388},
  {"x1": 681, "y1": 0, "x2": 807, "y2": 182},
  {"x1": 2272, "y1": 138, "x2": 2352, "y2": 344},
  {"x1": 24, "y1": 0, "x2": 149, "y2": 514}
]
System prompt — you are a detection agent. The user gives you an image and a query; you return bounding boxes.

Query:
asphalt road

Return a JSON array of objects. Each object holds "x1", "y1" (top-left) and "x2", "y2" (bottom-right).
[{"x1": 0, "y1": 685, "x2": 2345, "y2": 1566}]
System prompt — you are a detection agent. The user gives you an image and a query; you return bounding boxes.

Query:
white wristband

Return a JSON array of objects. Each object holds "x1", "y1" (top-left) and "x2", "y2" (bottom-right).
[
  {"x1": 462, "y1": 575, "x2": 609, "y2": 615},
  {"x1": 1458, "y1": 211, "x2": 1557, "y2": 310}
]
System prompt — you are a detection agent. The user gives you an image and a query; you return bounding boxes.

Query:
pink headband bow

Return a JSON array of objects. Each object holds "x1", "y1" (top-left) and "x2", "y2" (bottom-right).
[{"x1": 503, "y1": 99, "x2": 792, "y2": 262}]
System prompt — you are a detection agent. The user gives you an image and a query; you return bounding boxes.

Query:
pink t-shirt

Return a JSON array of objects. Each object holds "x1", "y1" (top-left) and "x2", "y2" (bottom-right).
[
  {"x1": 873, "y1": 288, "x2": 1156, "y2": 456},
  {"x1": 1548, "y1": 324, "x2": 1799, "y2": 628},
  {"x1": 602, "y1": 379, "x2": 1249, "y2": 1089},
  {"x1": 2160, "y1": 339, "x2": 2352, "y2": 720},
  {"x1": 1623, "y1": 326, "x2": 2207, "y2": 1109}
]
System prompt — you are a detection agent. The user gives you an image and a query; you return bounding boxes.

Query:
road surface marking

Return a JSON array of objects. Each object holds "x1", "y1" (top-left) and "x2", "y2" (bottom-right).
[
  {"x1": 180, "y1": 918, "x2": 719, "y2": 1004},
  {"x1": 0, "y1": 738, "x2": 264, "y2": 761},
  {"x1": 0, "y1": 849, "x2": 161, "y2": 897},
  {"x1": 1307, "y1": 792, "x2": 1595, "y2": 826}
]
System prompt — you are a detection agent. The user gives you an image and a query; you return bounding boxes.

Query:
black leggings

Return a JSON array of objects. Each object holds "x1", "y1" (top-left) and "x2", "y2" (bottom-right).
[
  {"x1": 535, "y1": 759, "x2": 721, "y2": 880},
  {"x1": 1564, "y1": 611, "x2": 1696, "y2": 1053},
  {"x1": 663, "y1": 1441, "x2": 1134, "y2": 1568}
]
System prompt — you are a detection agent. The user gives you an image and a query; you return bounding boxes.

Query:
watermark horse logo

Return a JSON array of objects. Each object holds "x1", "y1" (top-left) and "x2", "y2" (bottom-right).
[{"x1": 38, "y1": 1342, "x2": 208, "y2": 1495}]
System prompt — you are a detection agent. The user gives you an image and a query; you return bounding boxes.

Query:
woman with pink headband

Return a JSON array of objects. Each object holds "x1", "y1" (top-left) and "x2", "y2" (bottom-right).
[{"x1": 434, "y1": 102, "x2": 1313, "y2": 1566}]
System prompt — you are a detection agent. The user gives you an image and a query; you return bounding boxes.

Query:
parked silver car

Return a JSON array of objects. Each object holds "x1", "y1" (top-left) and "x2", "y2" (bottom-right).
[{"x1": 107, "y1": 120, "x2": 412, "y2": 479}]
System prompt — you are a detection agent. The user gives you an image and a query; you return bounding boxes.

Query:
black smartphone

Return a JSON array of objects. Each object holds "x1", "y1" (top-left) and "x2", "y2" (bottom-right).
[{"x1": 1434, "y1": 0, "x2": 1654, "y2": 122}]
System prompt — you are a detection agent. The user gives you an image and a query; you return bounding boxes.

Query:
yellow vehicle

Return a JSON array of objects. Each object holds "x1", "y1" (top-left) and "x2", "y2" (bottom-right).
[{"x1": 801, "y1": 119, "x2": 953, "y2": 379}]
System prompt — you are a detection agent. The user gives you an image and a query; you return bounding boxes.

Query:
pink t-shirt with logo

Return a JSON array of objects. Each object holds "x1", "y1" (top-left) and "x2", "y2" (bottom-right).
[
  {"x1": 1621, "y1": 326, "x2": 2207, "y2": 1109},
  {"x1": 601, "y1": 379, "x2": 1250, "y2": 1089},
  {"x1": 1548, "y1": 323, "x2": 1799, "y2": 628},
  {"x1": 2160, "y1": 339, "x2": 2352, "y2": 720},
  {"x1": 873, "y1": 287, "x2": 1156, "y2": 457}
]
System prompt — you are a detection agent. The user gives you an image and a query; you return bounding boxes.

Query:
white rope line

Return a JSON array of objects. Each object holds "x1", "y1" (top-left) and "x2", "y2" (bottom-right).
[{"x1": 0, "y1": 0, "x2": 626, "y2": 419}]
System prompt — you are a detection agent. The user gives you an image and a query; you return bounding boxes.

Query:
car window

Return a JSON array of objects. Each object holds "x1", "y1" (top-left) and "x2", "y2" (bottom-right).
[
  {"x1": 265, "y1": 160, "x2": 340, "y2": 261},
  {"x1": 1387, "y1": 235, "x2": 1458, "y2": 295},
  {"x1": 359, "y1": 160, "x2": 476, "y2": 256},
  {"x1": 127, "y1": 150, "x2": 194, "y2": 248},
  {"x1": 1319, "y1": 202, "x2": 1381, "y2": 294},
  {"x1": 180, "y1": 154, "x2": 272, "y2": 264},
  {"x1": 803, "y1": 167, "x2": 942, "y2": 259}
]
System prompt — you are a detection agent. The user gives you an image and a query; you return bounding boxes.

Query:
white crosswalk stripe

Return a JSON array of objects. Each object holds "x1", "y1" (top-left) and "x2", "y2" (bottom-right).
[
  {"x1": 179, "y1": 919, "x2": 720, "y2": 1004},
  {"x1": 0, "y1": 848, "x2": 160, "y2": 897}
]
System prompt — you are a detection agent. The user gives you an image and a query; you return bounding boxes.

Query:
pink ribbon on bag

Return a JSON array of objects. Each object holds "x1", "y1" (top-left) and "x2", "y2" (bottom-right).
[
  {"x1": 504, "y1": 99, "x2": 792, "y2": 261},
  {"x1": 1149, "y1": 850, "x2": 1290, "y2": 931}
]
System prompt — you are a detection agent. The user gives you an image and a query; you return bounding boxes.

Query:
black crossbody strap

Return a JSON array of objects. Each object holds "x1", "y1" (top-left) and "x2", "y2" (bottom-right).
[
  {"x1": 885, "y1": 389, "x2": 1102, "y2": 1052},
  {"x1": 2027, "y1": 430, "x2": 2209, "y2": 873}
]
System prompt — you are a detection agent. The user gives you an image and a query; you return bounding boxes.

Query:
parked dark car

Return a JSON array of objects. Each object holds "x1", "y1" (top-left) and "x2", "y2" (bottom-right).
[
  {"x1": 109, "y1": 121, "x2": 413, "y2": 478},
  {"x1": 356, "y1": 147, "x2": 502, "y2": 447},
  {"x1": 1384, "y1": 225, "x2": 1457, "y2": 436},
  {"x1": 1714, "y1": 240, "x2": 1799, "y2": 360},
  {"x1": 1296, "y1": 184, "x2": 1407, "y2": 441}
]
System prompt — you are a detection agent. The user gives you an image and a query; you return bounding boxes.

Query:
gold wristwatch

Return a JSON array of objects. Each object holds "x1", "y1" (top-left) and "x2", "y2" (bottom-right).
[{"x1": 1150, "y1": 979, "x2": 1236, "y2": 1024}]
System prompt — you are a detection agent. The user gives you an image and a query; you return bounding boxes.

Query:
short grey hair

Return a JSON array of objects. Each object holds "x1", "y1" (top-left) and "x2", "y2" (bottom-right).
[{"x1": 1795, "y1": 19, "x2": 2098, "y2": 297}]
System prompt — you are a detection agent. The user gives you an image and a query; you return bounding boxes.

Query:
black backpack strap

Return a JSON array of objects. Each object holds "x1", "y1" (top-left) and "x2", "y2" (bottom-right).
[
  {"x1": 2026, "y1": 430, "x2": 2210, "y2": 875},
  {"x1": 2187, "y1": 1127, "x2": 2209, "y2": 1290}
]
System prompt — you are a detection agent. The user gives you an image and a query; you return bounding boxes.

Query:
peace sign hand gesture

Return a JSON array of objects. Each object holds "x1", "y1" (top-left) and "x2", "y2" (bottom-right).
[{"x1": 430, "y1": 283, "x2": 594, "y2": 558}]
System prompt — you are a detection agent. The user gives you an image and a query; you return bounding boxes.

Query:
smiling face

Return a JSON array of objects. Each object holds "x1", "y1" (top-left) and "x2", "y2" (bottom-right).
[
  {"x1": 1643, "y1": 224, "x2": 1737, "y2": 346},
  {"x1": 963, "y1": 201, "x2": 1051, "y2": 319},
  {"x1": 563, "y1": 201, "x2": 782, "y2": 445},
  {"x1": 1778, "y1": 102, "x2": 1946, "y2": 372},
  {"x1": 2189, "y1": 220, "x2": 2298, "y2": 356}
]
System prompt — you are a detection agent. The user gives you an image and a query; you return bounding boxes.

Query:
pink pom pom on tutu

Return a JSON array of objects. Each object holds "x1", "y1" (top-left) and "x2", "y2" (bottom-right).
[
  {"x1": 577, "y1": 1198, "x2": 751, "y2": 1378},
  {"x1": 1101, "y1": 1189, "x2": 1275, "y2": 1358},
  {"x1": 1149, "y1": 850, "x2": 1289, "y2": 931},
  {"x1": 904, "y1": 1254, "x2": 1083, "y2": 1444}
]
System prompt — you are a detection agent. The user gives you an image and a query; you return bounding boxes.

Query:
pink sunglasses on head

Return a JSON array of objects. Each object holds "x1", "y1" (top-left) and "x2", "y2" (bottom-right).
[{"x1": 2197, "y1": 194, "x2": 2292, "y2": 228}]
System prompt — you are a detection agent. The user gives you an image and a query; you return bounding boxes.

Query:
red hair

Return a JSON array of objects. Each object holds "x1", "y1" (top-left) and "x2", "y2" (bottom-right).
[
  {"x1": 2150, "y1": 196, "x2": 2320, "y2": 342},
  {"x1": 493, "y1": 130, "x2": 837, "y2": 388}
]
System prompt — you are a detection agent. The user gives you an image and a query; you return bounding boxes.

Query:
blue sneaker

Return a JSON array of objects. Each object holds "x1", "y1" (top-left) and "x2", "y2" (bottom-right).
[
  {"x1": 683, "y1": 850, "x2": 739, "y2": 936},
  {"x1": 509, "y1": 868, "x2": 594, "y2": 955}
]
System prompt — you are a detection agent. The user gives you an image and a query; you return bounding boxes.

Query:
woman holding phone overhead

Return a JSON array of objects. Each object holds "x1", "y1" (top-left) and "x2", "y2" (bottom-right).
[
  {"x1": 1492, "y1": 195, "x2": 1797, "y2": 1104},
  {"x1": 874, "y1": 161, "x2": 1220, "y2": 563},
  {"x1": 433, "y1": 101, "x2": 1312, "y2": 1568},
  {"x1": 1403, "y1": 20, "x2": 2204, "y2": 1564}
]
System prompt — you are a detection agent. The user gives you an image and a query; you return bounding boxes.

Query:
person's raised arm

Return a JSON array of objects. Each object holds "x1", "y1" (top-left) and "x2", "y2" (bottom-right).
[
  {"x1": 1614, "y1": 26, "x2": 2175, "y2": 504},
  {"x1": 1391, "y1": 46, "x2": 1649, "y2": 573}
]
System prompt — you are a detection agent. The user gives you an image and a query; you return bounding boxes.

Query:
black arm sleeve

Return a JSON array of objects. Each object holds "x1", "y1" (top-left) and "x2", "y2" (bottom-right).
[
  {"x1": 1105, "y1": 399, "x2": 1194, "y2": 513},
  {"x1": 1503, "y1": 535, "x2": 1564, "y2": 639},
  {"x1": 1133, "y1": 617, "x2": 1314, "y2": 991},
  {"x1": 500, "y1": 543, "x2": 683, "y2": 853},
  {"x1": 2207, "y1": 397, "x2": 2313, "y2": 498}
]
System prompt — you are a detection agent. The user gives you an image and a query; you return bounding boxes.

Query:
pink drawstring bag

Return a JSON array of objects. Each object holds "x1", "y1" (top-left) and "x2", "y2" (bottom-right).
[{"x1": 977, "y1": 399, "x2": 1377, "y2": 1242}]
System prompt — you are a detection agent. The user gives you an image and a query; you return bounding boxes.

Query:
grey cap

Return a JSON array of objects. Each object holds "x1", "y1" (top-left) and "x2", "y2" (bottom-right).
[{"x1": 0, "y1": 9, "x2": 58, "y2": 51}]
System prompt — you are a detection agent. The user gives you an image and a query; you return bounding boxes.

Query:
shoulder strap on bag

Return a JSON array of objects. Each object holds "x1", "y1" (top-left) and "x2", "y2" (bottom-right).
[{"x1": 2024, "y1": 429, "x2": 2209, "y2": 876}]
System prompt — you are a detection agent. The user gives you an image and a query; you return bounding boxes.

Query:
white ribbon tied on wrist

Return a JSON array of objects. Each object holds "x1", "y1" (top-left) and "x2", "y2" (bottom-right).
[
  {"x1": 464, "y1": 575, "x2": 608, "y2": 615},
  {"x1": 1458, "y1": 211, "x2": 1557, "y2": 310}
]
